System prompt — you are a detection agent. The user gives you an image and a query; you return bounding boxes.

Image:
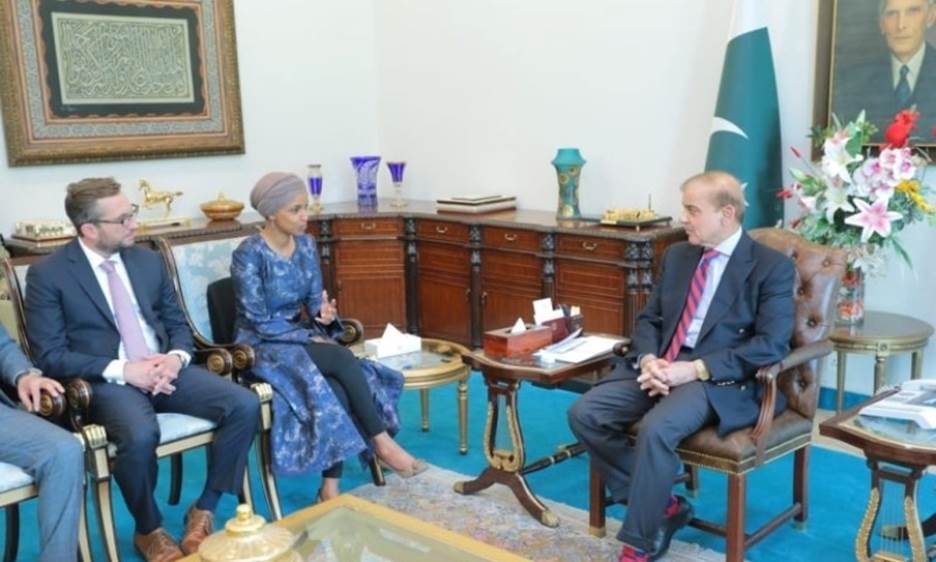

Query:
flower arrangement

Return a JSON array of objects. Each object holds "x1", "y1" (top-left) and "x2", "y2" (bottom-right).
[{"x1": 782, "y1": 110, "x2": 936, "y2": 274}]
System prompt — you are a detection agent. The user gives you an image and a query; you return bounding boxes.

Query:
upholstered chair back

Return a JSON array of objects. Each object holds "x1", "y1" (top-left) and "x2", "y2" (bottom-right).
[
  {"x1": 158, "y1": 235, "x2": 247, "y2": 342},
  {"x1": 748, "y1": 228, "x2": 846, "y2": 420},
  {"x1": 0, "y1": 260, "x2": 29, "y2": 349}
]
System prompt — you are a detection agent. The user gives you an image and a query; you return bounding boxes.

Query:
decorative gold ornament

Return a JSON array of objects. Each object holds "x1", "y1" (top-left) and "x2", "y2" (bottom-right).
[
  {"x1": 201, "y1": 192, "x2": 246, "y2": 221},
  {"x1": 198, "y1": 504, "x2": 300, "y2": 562}
]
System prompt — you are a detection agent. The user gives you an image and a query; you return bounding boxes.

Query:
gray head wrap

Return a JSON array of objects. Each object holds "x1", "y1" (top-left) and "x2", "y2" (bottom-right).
[{"x1": 250, "y1": 172, "x2": 306, "y2": 217}]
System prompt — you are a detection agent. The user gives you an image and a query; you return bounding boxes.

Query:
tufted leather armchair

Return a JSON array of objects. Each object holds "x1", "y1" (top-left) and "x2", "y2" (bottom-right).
[{"x1": 588, "y1": 228, "x2": 847, "y2": 562}]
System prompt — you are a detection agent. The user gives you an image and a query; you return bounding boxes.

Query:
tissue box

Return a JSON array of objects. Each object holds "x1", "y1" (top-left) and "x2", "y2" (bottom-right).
[
  {"x1": 483, "y1": 325, "x2": 552, "y2": 358},
  {"x1": 541, "y1": 314, "x2": 585, "y2": 342},
  {"x1": 364, "y1": 333, "x2": 422, "y2": 358}
]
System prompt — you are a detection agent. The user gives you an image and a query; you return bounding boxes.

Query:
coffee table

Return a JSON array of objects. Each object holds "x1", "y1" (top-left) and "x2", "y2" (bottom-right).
[
  {"x1": 455, "y1": 346, "x2": 621, "y2": 527},
  {"x1": 185, "y1": 495, "x2": 528, "y2": 561},
  {"x1": 355, "y1": 338, "x2": 471, "y2": 453},
  {"x1": 819, "y1": 391, "x2": 936, "y2": 561}
]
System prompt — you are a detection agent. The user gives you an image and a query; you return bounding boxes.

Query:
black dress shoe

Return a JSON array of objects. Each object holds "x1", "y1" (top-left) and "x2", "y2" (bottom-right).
[{"x1": 649, "y1": 495, "x2": 694, "y2": 561}]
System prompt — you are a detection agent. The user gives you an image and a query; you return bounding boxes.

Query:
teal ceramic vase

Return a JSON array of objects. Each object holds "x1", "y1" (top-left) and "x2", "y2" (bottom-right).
[{"x1": 551, "y1": 148, "x2": 586, "y2": 219}]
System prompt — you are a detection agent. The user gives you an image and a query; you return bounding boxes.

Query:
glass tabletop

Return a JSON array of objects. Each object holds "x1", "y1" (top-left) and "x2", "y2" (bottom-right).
[
  {"x1": 851, "y1": 414, "x2": 936, "y2": 449},
  {"x1": 280, "y1": 496, "x2": 525, "y2": 562}
]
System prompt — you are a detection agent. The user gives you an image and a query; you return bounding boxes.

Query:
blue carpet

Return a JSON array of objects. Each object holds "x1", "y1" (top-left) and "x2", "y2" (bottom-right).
[{"x1": 4, "y1": 374, "x2": 933, "y2": 561}]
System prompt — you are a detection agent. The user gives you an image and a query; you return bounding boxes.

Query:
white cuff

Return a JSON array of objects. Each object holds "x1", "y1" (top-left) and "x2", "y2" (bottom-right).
[{"x1": 103, "y1": 360, "x2": 127, "y2": 384}]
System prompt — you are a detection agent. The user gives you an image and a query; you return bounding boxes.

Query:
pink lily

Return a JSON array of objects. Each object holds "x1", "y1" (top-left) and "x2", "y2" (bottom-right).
[{"x1": 843, "y1": 198, "x2": 903, "y2": 242}]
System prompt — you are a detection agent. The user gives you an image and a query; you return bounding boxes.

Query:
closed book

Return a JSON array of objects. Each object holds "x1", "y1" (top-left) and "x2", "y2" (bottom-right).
[
  {"x1": 436, "y1": 195, "x2": 516, "y2": 206},
  {"x1": 436, "y1": 200, "x2": 517, "y2": 214},
  {"x1": 444, "y1": 194, "x2": 507, "y2": 204}
]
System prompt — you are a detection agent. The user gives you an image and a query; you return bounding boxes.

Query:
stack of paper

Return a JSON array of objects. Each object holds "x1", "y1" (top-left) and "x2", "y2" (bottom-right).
[
  {"x1": 436, "y1": 195, "x2": 517, "y2": 214},
  {"x1": 536, "y1": 335, "x2": 618, "y2": 364}
]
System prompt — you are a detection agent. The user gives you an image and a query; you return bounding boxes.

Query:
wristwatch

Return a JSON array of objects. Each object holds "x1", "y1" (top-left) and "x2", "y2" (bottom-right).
[{"x1": 693, "y1": 359, "x2": 711, "y2": 381}]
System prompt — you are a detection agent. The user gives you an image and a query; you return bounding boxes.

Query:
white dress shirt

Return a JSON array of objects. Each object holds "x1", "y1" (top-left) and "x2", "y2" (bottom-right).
[
  {"x1": 683, "y1": 227, "x2": 742, "y2": 349},
  {"x1": 78, "y1": 239, "x2": 190, "y2": 383},
  {"x1": 891, "y1": 43, "x2": 926, "y2": 92}
]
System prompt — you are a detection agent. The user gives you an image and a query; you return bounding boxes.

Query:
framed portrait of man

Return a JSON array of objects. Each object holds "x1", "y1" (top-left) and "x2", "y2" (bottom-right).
[{"x1": 816, "y1": 0, "x2": 936, "y2": 151}]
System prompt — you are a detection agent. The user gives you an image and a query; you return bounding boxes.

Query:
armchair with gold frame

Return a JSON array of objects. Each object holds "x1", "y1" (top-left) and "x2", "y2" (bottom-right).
[
  {"x1": 9, "y1": 254, "x2": 264, "y2": 562},
  {"x1": 0, "y1": 257, "x2": 107, "y2": 562},
  {"x1": 155, "y1": 235, "x2": 382, "y2": 523},
  {"x1": 587, "y1": 228, "x2": 847, "y2": 562}
]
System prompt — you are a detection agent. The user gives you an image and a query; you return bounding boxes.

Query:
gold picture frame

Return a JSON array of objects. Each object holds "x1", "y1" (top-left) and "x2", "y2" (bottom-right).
[
  {"x1": 814, "y1": 0, "x2": 936, "y2": 155},
  {"x1": 0, "y1": 0, "x2": 244, "y2": 166}
]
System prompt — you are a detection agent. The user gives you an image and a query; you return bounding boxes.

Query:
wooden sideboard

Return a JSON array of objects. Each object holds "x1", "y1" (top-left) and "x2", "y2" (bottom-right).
[{"x1": 5, "y1": 200, "x2": 685, "y2": 347}]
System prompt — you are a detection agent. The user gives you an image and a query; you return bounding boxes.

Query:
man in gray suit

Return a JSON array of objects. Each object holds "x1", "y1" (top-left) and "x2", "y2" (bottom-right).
[
  {"x1": 568, "y1": 172, "x2": 795, "y2": 562},
  {"x1": 0, "y1": 323, "x2": 83, "y2": 562}
]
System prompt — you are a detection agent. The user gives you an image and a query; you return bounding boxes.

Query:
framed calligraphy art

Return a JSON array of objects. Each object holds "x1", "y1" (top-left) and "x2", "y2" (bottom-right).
[
  {"x1": 814, "y1": 0, "x2": 936, "y2": 155},
  {"x1": 0, "y1": 0, "x2": 244, "y2": 166}
]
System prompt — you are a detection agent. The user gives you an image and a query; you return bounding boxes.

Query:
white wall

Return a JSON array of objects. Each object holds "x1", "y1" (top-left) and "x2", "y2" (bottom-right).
[
  {"x1": 372, "y1": 0, "x2": 935, "y2": 395},
  {"x1": 1, "y1": 0, "x2": 931, "y2": 395},
  {"x1": 0, "y1": 0, "x2": 379, "y2": 228}
]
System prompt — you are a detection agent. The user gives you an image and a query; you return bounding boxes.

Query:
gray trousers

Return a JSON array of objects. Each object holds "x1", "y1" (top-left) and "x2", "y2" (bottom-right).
[
  {"x1": 0, "y1": 404, "x2": 83, "y2": 562},
  {"x1": 568, "y1": 372, "x2": 715, "y2": 552}
]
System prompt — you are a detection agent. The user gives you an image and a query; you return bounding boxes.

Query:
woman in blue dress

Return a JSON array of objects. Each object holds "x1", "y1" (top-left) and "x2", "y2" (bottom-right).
[{"x1": 231, "y1": 172, "x2": 426, "y2": 500}]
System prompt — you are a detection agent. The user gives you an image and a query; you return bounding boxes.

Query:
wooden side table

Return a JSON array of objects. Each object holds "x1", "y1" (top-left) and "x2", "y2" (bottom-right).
[{"x1": 831, "y1": 311, "x2": 934, "y2": 413}]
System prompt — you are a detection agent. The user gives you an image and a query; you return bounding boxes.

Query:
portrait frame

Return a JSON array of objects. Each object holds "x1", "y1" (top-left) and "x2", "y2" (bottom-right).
[
  {"x1": 0, "y1": 0, "x2": 244, "y2": 166},
  {"x1": 815, "y1": 0, "x2": 936, "y2": 158}
]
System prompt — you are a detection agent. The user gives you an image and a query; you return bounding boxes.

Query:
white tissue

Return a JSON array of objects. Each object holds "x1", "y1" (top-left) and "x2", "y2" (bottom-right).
[
  {"x1": 364, "y1": 323, "x2": 422, "y2": 358},
  {"x1": 510, "y1": 318, "x2": 527, "y2": 334}
]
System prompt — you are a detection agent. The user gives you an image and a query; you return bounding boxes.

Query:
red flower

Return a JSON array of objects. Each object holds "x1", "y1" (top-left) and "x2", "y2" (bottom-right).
[
  {"x1": 790, "y1": 146, "x2": 802, "y2": 158},
  {"x1": 884, "y1": 109, "x2": 919, "y2": 147},
  {"x1": 777, "y1": 188, "x2": 794, "y2": 200}
]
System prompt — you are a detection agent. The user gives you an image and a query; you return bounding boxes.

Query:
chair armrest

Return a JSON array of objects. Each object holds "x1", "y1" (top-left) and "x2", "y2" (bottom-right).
[
  {"x1": 65, "y1": 378, "x2": 93, "y2": 430},
  {"x1": 336, "y1": 318, "x2": 365, "y2": 346},
  {"x1": 749, "y1": 340, "x2": 834, "y2": 463},
  {"x1": 36, "y1": 388, "x2": 67, "y2": 419},
  {"x1": 194, "y1": 347, "x2": 234, "y2": 375},
  {"x1": 612, "y1": 340, "x2": 631, "y2": 357}
]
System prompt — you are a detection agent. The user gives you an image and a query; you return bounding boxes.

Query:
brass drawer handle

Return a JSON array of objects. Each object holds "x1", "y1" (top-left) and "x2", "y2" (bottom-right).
[
  {"x1": 503, "y1": 233, "x2": 518, "y2": 242},
  {"x1": 582, "y1": 241, "x2": 598, "y2": 251},
  {"x1": 435, "y1": 225, "x2": 449, "y2": 234},
  {"x1": 361, "y1": 222, "x2": 377, "y2": 231},
  {"x1": 464, "y1": 288, "x2": 471, "y2": 301}
]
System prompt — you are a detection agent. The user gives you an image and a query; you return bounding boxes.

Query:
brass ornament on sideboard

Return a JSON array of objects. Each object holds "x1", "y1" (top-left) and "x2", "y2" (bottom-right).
[
  {"x1": 136, "y1": 179, "x2": 192, "y2": 230},
  {"x1": 201, "y1": 192, "x2": 246, "y2": 221}
]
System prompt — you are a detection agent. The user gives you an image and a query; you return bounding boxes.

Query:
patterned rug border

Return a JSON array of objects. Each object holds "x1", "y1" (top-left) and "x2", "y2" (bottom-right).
[{"x1": 349, "y1": 465, "x2": 734, "y2": 562}]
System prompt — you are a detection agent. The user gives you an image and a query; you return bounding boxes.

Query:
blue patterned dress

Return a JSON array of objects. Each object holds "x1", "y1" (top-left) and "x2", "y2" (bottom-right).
[{"x1": 231, "y1": 234, "x2": 404, "y2": 475}]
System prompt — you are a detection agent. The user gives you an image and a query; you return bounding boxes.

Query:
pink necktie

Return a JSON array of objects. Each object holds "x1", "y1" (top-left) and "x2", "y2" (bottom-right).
[
  {"x1": 100, "y1": 260, "x2": 150, "y2": 361},
  {"x1": 662, "y1": 249, "x2": 720, "y2": 362}
]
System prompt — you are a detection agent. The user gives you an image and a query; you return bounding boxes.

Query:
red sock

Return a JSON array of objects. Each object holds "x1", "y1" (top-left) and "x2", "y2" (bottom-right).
[
  {"x1": 663, "y1": 495, "x2": 679, "y2": 518},
  {"x1": 618, "y1": 545, "x2": 649, "y2": 562}
]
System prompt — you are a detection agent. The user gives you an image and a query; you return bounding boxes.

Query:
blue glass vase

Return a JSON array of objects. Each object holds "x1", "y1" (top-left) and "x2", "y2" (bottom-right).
[
  {"x1": 551, "y1": 148, "x2": 586, "y2": 219},
  {"x1": 350, "y1": 155, "x2": 381, "y2": 207}
]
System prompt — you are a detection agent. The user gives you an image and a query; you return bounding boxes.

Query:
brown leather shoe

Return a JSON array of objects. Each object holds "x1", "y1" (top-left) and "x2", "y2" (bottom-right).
[
  {"x1": 181, "y1": 504, "x2": 214, "y2": 555},
  {"x1": 133, "y1": 528, "x2": 183, "y2": 562}
]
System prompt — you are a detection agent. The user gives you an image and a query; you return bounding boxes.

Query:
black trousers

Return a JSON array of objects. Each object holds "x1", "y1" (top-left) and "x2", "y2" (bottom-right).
[
  {"x1": 305, "y1": 342, "x2": 386, "y2": 479},
  {"x1": 88, "y1": 366, "x2": 260, "y2": 534},
  {"x1": 567, "y1": 361, "x2": 715, "y2": 552}
]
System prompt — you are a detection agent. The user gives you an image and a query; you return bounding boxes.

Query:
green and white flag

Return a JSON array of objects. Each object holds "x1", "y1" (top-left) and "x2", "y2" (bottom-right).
[{"x1": 705, "y1": 0, "x2": 782, "y2": 228}]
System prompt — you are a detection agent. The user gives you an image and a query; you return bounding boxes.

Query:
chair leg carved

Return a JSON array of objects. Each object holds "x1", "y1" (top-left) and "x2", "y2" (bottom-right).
[
  {"x1": 78, "y1": 494, "x2": 92, "y2": 562},
  {"x1": 794, "y1": 446, "x2": 809, "y2": 526},
  {"x1": 169, "y1": 453, "x2": 183, "y2": 505},
  {"x1": 588, "y1": 461, "x2": 606, "y2": 537},
  {"x1": 92, "y1": 476, "x2": 119, "y2": 562},
  {"x1": 725, "y1": 473, "x2": 747, "y2": 562},
  {"x1": 3, "y1": 505, "x2": 18, "y2": 562}
]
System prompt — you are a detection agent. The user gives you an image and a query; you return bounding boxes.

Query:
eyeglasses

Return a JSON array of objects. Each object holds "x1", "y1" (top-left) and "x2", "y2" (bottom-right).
[{"x1": 91, "y1": 204, "x2": 139, "y2": 227}]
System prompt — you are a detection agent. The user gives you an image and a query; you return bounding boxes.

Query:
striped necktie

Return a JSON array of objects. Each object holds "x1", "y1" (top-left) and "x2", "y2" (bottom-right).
[{"x1": 662, "y1": 249, "x2": 720, "y2": 362}]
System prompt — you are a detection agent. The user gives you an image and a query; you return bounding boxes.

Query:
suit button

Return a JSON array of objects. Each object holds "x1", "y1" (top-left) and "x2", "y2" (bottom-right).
[
  {"x1": 737, "y1": 328, "x2": 746, "y2": 334},
  {"x1": 740, "y1": 385, "x2": 747, "y2": 391}
]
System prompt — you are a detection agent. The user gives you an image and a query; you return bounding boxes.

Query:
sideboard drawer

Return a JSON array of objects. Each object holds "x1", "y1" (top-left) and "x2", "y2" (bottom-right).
[
  {"x1": 416, "y1": 220, "x2": 470, "y2": 243},
  {"x1": 556, "y1": 235, "x2": 627, "y2": 261},
  {"x1": 334, "y1": 218, "x2": 403, "y2": 237},
  {"x1": 482, "y1": 227, "x2": 540, "y2": 252}
]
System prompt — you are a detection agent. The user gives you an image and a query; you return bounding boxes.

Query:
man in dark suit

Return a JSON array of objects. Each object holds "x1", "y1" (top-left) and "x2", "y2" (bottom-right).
[
  {"x1": 833, "y1": 0, "x2": 936, "y2": 139},
  {"x1": 25, "y1": 178, "x2": 260, "y2": 562},
  {"x1": 567, "y1": 171, "x2": 795, "y2": 562},
  {"x1": 0, "y1": 324, "x2": 83, "y2": 562}
]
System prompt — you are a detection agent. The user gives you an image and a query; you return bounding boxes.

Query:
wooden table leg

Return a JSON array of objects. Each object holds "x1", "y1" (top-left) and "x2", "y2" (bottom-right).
[
  {"x1": 836, "y1": 351, "x2": 846, "y2": 413},
  {"x1": 419, "y1": 388, "x2": 430, "y2": 431},
  {"x1": 453, "y1": 374, "x2": 558, "y2": 527},
  {"x1": 873, "y1": 355, "x2": 887, "y2": 394},
  {"x1": 457, "y1": 375, "x2": 468, "y2": 454}
]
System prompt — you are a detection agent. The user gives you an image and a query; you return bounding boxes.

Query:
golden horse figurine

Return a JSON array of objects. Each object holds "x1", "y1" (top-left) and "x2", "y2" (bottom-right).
[{"x1": 138, "y1": 179, "x2": 184, "y2": 218}]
